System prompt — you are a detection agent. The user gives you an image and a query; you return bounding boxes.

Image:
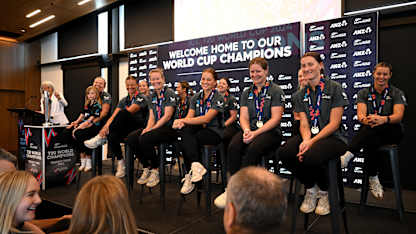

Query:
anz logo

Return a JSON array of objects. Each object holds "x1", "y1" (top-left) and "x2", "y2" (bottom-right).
[
  {"x1": 330, "y1": 20, "x2": 348, "y2": 29},
  {"x1": 353, "y1": 27, "x2": 372, "y2": 35},
  {"x1": 353, "y1": 48, "x2": 372, "y2": 57}
]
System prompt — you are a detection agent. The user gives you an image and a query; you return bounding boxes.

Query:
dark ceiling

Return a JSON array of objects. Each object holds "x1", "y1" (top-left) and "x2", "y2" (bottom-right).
[{"x1": 0, "y1": 0, "x2": 120, "y2": 42}]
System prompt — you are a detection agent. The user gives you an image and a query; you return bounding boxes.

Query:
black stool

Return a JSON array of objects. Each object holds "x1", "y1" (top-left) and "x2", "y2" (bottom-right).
[
  {"x1": 177, "y1": 143, "x2": 227, "y2": 216},
  {"x1": 291, "y1": 158, "x2": 349, "y2": 234},
  {"x1": 91, "y1": 146, "x2": 103, "y2": 177},
  {"x1": 360, "y1": 144, "x2": 404, "y2": 222}
]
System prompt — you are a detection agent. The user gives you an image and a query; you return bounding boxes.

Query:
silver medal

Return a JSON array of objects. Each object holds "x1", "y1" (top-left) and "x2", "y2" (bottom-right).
[
  {"x1": 311, "y1": 126, "x2": 319, "y2": 135},
  {"x1": 256, "y1": 121, "x2": 263, "y2": 128}
]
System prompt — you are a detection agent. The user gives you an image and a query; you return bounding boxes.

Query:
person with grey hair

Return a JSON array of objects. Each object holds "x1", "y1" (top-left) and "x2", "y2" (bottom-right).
[
  {"x1": 223, "y1": 166, "x2": 287, "y2": 234},
  {"x1": 40, "y1": 80, "x2": 69, "y2": 124},
  {"x1": 0, "y1": 148, "x2": 17, "y2": 172}
]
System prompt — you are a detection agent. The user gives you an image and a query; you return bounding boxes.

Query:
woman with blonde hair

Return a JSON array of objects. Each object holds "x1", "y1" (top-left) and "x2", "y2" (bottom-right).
[
  {"x1": 0, "y1": 171, "x2": 43, "y2": 234},
  {"x1": 68, "y1": 175, "x2": 137, "y2": 234}
]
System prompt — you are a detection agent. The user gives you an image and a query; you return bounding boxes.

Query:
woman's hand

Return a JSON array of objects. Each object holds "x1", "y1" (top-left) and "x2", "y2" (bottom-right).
[
  {"x1": 172, "y1": 119, "x2": 185, "y2": 129},
  {"x1": 54, "y1": 91, "x2": 61, "y2": 100},
  {"x1": 297, "y1": 139, "x2": 313, "y2": 162},
  {"x1": 77, "y1": 121, "x2": 91, "y2": 130},
  {"x1": 99, "y1": 125, "x2": 109, "y2": 137},
  {"x1": 243, "y1": 129, "x2": 255, "y2": 144},
  {"x1": 141, "y1": 128, "x2": 151, "y2": 135},
  {"x1": 367, "y1": 114, "x2": 387, "y2": 128}
]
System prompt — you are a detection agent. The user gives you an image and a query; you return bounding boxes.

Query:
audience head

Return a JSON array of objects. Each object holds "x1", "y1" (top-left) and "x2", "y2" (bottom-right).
[
  {"x1": 149, "y1": 68, "x2": 166, "y2": 92},
  {"x1": 93, "y1": 77, "x2": 106, "y2": 93},
  {"x1": 40, "y1": 81, "x2": 55, "y2": 95},
  {"x1": 85, "y1": 86, "x2": 102, "y2": 107},
  {"x1": 224, "y1": 166, "x2": 287, "y2": 234},
  {"x1": 125, "y1": 76, "x2": 138, "y2": 96},
  {"x1": 297, "y1": 68, "x2": 308, "y2": 90},
  {"x1": 0, "y1": 171, "x2": 41, "y2": 233},
  {"x1": 69, "y1": 175, "x2": 137, "y2": 234},
  {"x1": 0, "y1": 148, "x2": 17, "y2": 172},
  {"x1": 138, "y1": 79, "x2": 150, "y2": 96}
]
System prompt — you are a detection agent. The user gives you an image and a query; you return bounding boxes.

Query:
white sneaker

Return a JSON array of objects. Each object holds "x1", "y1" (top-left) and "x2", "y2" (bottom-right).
[
  {"x1": 341, "y1": 151, "x2": 354, "y2": 168},
  {"x1": 115, "y1": 160, "x2": 126, "y2": 178},
  {"x1": 180, "y1": 172, "x2": 195, "y2": 194},
  {"x1": 146, "y1": 169, "x2": 160, "y2": 187},
  {"x1": 300, "y1": 185, "x2": 318, "y2": 213},
  {"x1": 214, "y1": 189, "x2": 227, "y2": 209},
  {"x1": 315, "y1": 190, "x2": 330, "y2": 215},
  {"x1": 79, "y1": 158, "x2": 86, "y2": 171},
  {"x1": 137, "y1": 168, "x2": 150, "y2": 184},
  {"x1": 84, "y1": 135, "x2": 107, "y2": 149},
  {"x1": 84, "y1": 158, "x2": 92, "y2": 172},
  {"x1": 190, "y1": 162, "x2": 207, "y2": 182},
  {"x1": 369, "y1": 175, "x2": 384, "y2": 200}
]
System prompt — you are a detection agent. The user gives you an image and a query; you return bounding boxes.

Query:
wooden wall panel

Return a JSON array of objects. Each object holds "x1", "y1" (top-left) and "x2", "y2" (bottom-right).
[
  {"x1": 24, "y1": 40, "x2": 41, "y2": 110},
  {"x1": 0, "y1": 41, "x2": 25, "y2": 91},
  {"x1": 0, "y1": 91, "x2": 25, "y2": 152}
]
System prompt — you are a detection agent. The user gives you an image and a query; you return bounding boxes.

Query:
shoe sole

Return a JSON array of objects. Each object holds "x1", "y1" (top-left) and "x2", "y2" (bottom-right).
[
  {"x1": 146, "y1": 182, "x2": 160, "y2": 187},
  {"x1": 181, "y1": 185, "x2": 195, "y2": 195},
  {"x1": 190, "y1": 169, "x2": 207, "y2": 182}
]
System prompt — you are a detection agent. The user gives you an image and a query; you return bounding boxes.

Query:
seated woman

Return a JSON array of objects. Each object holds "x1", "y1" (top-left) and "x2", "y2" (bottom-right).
[
  {"x1": 278, "y1": 52, "x2": 348, "y2": 216},
  {"x1": 173, "y1": 68, "x2": 224, "y2": 195},
  {"x1": 40, "y1": 81, "x2": 69, "y2": 125},
  {"x1": 340, "y1": 62, "x2": 406, "y2": 199},
  {"x1": 0, "y1": 171, "x2": 43, "y2": 234},
  {"x1": 68, "y1": 175, "x2": 137, "y2": 234},
  {"x1": 293, "y1": 68, "x2": 309, "y2": 135},
  {"x1": 215, "y1": 57, "x2": 285, "y2": 208},
  {"x1": 65, "y1": 86, "x2": 102, "y2": 171},
  {"x1": 127, "y1": 68, "x2": 177, "y2": 188},
  {"x1": 138, "y1": 79, "x2": 151, "y2": 98},
  {"x1": 85, "y1": 76, "x2": 149, "y2": 177}
]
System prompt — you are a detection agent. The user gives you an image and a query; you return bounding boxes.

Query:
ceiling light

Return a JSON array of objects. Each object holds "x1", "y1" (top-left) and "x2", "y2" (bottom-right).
[
  {"x1": 26, "y1": 9, "x2": 41, "y2": 18},
  {"x1": 29, "y1": 15, "x2": 55, "y2": 28},
  {"x1": 20, "y1": 29, "x2": 26, "y2": 33},
  {"x1": 78, "y1": 0, "x2": 92, "y2": 6}
]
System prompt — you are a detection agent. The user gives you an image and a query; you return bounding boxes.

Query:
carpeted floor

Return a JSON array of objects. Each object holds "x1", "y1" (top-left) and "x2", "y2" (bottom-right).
[{"x1": 39, "y1": 160, "x2": 416, "y2": 234}]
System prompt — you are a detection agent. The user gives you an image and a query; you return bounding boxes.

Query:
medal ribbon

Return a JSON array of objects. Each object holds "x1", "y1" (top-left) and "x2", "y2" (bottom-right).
[
  {"x1": 128, "y1": 91, "x2": 139, "y2": 107},
  {"x1": 198, "y1": 89, "x2": 216, "y2": 116},
  {"x1": 253, "y1": 82, "x2": 270, "y2": 122},
  {"x1": 306, "y1": 78, "x2": 325, "y2": 130},
  {"x1": 178, "y1": 97, "x2": 188, "y2": 118},
  {"x1": 154, "y1": 88, "x2": 165, "y2": 119},
  {"x1": 369, "y1": 85, "x2": 389, "y2": 115}
]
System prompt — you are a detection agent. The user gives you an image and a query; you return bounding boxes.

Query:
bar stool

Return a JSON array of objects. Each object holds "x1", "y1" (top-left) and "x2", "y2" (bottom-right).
[
  {"x1": 177, "y1": 143, "x2": 227, "y2": 216},
  {"x1": 290, "y1": 158, "x2": 349, "y2": 234},
  {"x1": 359, "y1": 144, "x2": 404, "y2": 222}
]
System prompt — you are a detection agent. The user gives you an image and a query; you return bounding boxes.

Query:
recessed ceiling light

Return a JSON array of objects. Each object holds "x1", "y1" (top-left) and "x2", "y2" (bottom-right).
[
  {"x1": 78, "y1": 0, "x2": 92, "y2": 6},
  {"x1": 20, "y1": 29, "x2": 26, "y2": 33},
  {"x1": 26, "y1": 9, "x2": 41, "y2": 18},
  {"x1": 29, "y1": 15, "x2": 55, "y2": 28}
]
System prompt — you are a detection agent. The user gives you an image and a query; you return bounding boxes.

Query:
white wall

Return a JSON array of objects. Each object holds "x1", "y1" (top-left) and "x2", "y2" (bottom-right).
[{"x1": 118, "y1": 58, "x2": 129, "y2": 99}]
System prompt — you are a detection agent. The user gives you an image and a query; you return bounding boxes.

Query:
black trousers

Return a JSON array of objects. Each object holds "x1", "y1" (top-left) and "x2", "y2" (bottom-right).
[
  {"x1": 63, "y1": 125, "x2": 100, "y2": 155},
  {"x1": 108, "y1": 109, "x2": 144, "y2": 160},
  {"x1": 278, "y1": 135, "x2": 347, "y2": 191},
  {"x1": 222, "y1": 123, "x2": 240, "y2": 154},
  {"x1": 228, "y1": 129, "x2": 282, "y2": 175},
  {"x1": 178, "y1": 126, "x2": 222, "y2": 171},
  {"x1": 348, "y1": 124, "x2": 403, "y2": 176},
  {"x1": 126, "y1": 125, "x2": 177, "y2": 169}
]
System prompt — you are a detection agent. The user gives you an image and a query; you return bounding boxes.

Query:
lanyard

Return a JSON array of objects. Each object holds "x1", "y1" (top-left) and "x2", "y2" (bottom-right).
[
  {"x1": 127, "y1": 91, "x2": 139, "y2": 107},
  {"x1": 178, "y1": 96, "x2": 188, "y2": 118},
  {"x1": 306, "y1": 78, "x2": 325, "y2": 129},
  {"x1": 153, "y1": 88, "x2": 165, "y2": 119},
  {"x1": 198, "y1": 89, "x2": 216, "y2": 116},
  {"x1": 224, "y1": 91, "x2": 229, "y2": 103},
  {"x1": 369, "y1": 85, "x2": 389, "y2": 115},
  {"x1": 253, "y1": 82, "x2": 270, "y2": 122}
]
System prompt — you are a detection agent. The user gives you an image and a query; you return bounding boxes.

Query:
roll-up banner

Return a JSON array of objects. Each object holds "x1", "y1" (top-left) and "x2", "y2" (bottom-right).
[{"x1": 305, "y1": 12, "x2": 378, "y2": 187}]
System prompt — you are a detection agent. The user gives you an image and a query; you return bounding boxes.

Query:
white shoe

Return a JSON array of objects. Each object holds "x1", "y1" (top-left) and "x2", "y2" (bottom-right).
[
  {"x1": 190, "y1": 162, "x2": 207, "y2": 182},
  {"x1": 137, "y1": 168, "x2": 150, "y2": 184},
  {"x1": 341, "y1": 151, "x2": 354, "y2": 168},
  {"x1": 84, "y1": 135, "x2": 107, "y2": 149},
  {"x1": 180, "y1": 172, "x2": 195, "y2": 194},
  {"x1": 79, "y1": 158, "x2": 86, "y2": 171},
  {"x1": 146, "y1": 169, "x2": 160, "y2": 187},
  {"x1": 214, "y1": 189, "x2": 227, "y2": 209},
  {"x1": 369, "y1": 175, "x2": 384, "y2": 200},
  {"x1": 300, "y1": 185, "x2": 318, "y2": 213},
  {"x1": 84, "y1": 158, "x2": 92, "y2": 172},
  {"x1": 115, "y1": 159, "x2": 126, "y2": 178},
  {"x1": 315, "y1": 190, "x2": 330, "y2": 215}
]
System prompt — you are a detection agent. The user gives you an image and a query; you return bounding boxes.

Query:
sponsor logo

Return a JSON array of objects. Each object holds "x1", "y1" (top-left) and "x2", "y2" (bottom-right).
[
  {"x1": 330, "y1": 52, "x2": 347, "y2": 59},
  {"x1": 354, "y1": 123, "x2": 361, "y2": 131},
  {"x1": 283, "y1": 132, "x2": 292, "y2": 137},
  {"x1": 354, "y1": 82, "x2": 371, "y2": 89},
  {"x1": 148, "y1": 56, "x2": 157, "y2": 62},
  {"x1": 138, "y1": 65, "x2": 147, "y2": 70},
  {"x1": 353, "y1": 179, "x2": 363, "y2": 185},
  {"x1": 309, "y1": 34, "x2": 325, "y2": 41},
  {"x1": 353, "y1": 48, "x2": 372, "y2": 56},
  {"x1": 353, "y1": 115, "x2": 358, "y2": 120},
  {"x1": 353, "y1": 94, "x2": 358, "y2": 99},
  {"x1": 131, "y1": 73, "x2": 137, "y2": 77},
  {"x1": 266, "y1": 75, "x2": 274, "y2": 82},
  {"x1": 244, "y1": 77, "x2": 253, "y2": 83},
  {"x1": 229, "y1": 78, "x2": 240, "y2": 84},
  {"x1": 149, "y1": 64, "x2": 157, "y2": 69},
  {"x1": 309, "y1": 44, "x2": 324, "y2": 51},
  {"x1": 354, "y1": 17, "x2": 372, "y2": 25},
  {"x1": 285, "y1": 102, "x2": 292, "y2": 109},
  {"x1": 284, "y1": 94, "x2": 291, "y2": 99},
  {"x1": 341, "y1": 82, "x2": 348, "y2": 89},
  {"x1": 149, "y1": 50, "x2": 157, "y2": 55},
  {"x1": 353, "y1": 70, "x2": 372, "y2": 78},
  {"x1": 342, "y1": 115, "x2": 347, "y2": 120},
  {"x1": 130, "y1": 59, "x2": 137, "y2": 65},
  {"x1": 330, "y1": 20, "x2": 348, "y2": 28},
  {"x1": 139, "y1": 51, "x2": 147, "y2": 56},
  {"x1": 189, "y1": 81, "x2": 197, "y2": 87},
  {"x1": 139, "y1": 72, "x2": 147, "y2": 77},
  {"x1": 309, "y1": 25, "x2": 324, "y2": 31},
  {"x1": 354, "y1": 39, "x2": 371, "y2": 46},
  {"x1": 342, "y1": 92, "x2": 348, "y2": 100},
  {"x1": 282, "y1": 113, "x2": 292, "y2": 118},
  {"x1": 139, "y1": 58, "x2": 147, "y2": 63},
  {"x1": 280, "y1": 121, "x2": 292, "y2": 128},
  {"x1": 330, "y1": 31, "x2": 347, "y2": 39},
  {"x1": 354, "y1": 104, "x2": 357, "y2": 110},
  {"x1": 279, "y1": 83, "x2": 293, "y2": 90},
  {"x1": 354, "y1": 60, "x2": 371, "y2": 67},
  {"x1": 343, "y1": 123, "x2": 348, "y2": 131},
  {"x1": 329, "y1": 41, "x2": 348, "y2": 49},
  {"x1": 353, "y1": 157, "x2": 364, "y2": 163},
  {"x1": 330, "y1": 73, "x2": 347, "y2": 79},
  {"x1": 229, "y1": 86, "x2": 240, "y2": 92},
  {"x1": 129, "y1": 53, "x2": 137, "y2": 58},
  {"x1": 354, "y1": 167, "x2": 363, "y2": 174},
  {"x1": 353, "y1": 27, "x2": 372, "y2": 35},
  {"x1": 130, "y1": 66, "x2": 137, "y2": 71},
  {"x1": 278, "y1": 74, "x2": 292, "y2": 81},
  {"x1": 330, "y1": 61, "x2": 348, "y2": 70}
]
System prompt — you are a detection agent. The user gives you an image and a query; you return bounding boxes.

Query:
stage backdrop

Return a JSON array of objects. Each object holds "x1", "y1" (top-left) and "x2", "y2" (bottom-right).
[{"x1": 305, "y1": 12, "x2": 378, "y2": 187}]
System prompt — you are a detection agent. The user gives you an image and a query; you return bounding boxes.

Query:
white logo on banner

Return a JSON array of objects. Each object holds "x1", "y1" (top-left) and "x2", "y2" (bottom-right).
[
  {"x1": 353, "y1": 48, "x2": 372, "y2": 56},
  {"x1": 139, "y1": 58, "x2": 147, "y2": 63},
  {"x1": 330, "y1": 52, "x2": 347, "y2": 59},
  {"x1": 279, "y1": 83, "x2": 293, "y2": 90},
  {"x1": 139, "y1": 72, "x2": 147, "y2": 77},
  {"x1": 277, "y1": 74, "x2": 292, "y2": 81},
  {"x1": 353, "y1": 82, "x2": 371, "y2": 88},
  {"x1": 149, "y1": 64, "x2": 157, "y2": 69},
  {"x1": 131, "y1": 73, "x2": 137, "y2": 77},
  {"x1": 330, "y1": 73, "x2": 347, "y2": 79},
  {"x1": 330, "y1": 41, "x2": 348, "y2": 49},
  {"x1": 130, "y1": 59, "x2": 137, "y2": 65},
  {"x1": 130, "y1": 67, "x2": 137, "y2": 71},
  {"x1": 309, "y1": 34, "x2": 325, "y2": 41},
  {"x1": 330, "y1": 32, "x2": 347, "y2": 39},
  {"x1": 353, "y1": 27, "x2": 372, "y2": 35},
  {"x1": 354, "y1": 17, "x2": 372, "y2": 25},
  {"x1": 309, "y1": 45, "x2": 324, "y2": 51},
  {"x1": 229, "y1": 78, "x2": 239, "y2": 84},
  {"x1": 309, "y1": 25, "x2": 324, "y2": 31},
  {"x1": 354, "y1": 39, "x2": 371, "y2": 46},
  {"x1": 138, "y1": 65, "x2": 147, "y2": 70},
  {"x1": 139, "y1": 51, "x2": 147, "y2": 56},
  {"x1": 149, "y1": 50, "x2": 157, "y2": 55},
  {"x1": 353, "y1": 70, "x2": 372, "y2": 78},
  {"x1": 353, "y1": 60, "x2": 371, "y2": 67},
  {"x1": 330, "y1": 20, "x2": 348, "y2": 28},
  {"x1": 330, "y1": 62, "x2": 348, "y2": 70},
  {"x1": 149, "y1": 56, "x2": 157, "y2": 62},
  {"x1": 130, "y1": 53, "x2": 137, "y2": 58}
]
